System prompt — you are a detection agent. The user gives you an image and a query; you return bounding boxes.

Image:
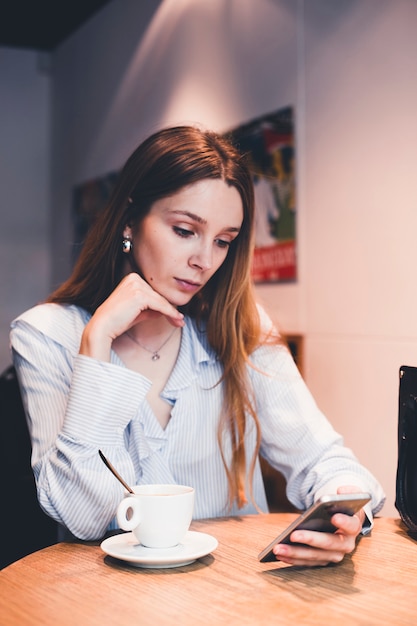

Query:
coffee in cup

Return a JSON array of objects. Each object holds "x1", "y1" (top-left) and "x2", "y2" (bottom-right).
[{"x1": 116, "y1": 484, "x2": 194, "y2": 548}]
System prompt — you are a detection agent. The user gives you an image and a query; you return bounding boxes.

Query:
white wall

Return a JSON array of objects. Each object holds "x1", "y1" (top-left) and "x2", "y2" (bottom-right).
[
  {"x1": 301, "y1": 0, "x2": 417, "y2": 517},
  {"x1": 0, "y1": 48, "x2": 50, "y2": 369},
  {"x1": 4, "y1": 0, "x2": 417, "y2": 516}
]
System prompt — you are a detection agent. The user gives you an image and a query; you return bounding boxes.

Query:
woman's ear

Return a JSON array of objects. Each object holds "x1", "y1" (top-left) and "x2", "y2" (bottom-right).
[{"x1": 123, "y1": 225, "x2": 133, "y2": 239}]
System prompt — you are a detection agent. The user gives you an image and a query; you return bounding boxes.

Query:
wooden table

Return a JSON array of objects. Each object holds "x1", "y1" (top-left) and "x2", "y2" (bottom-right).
[{"x1": 1, "y1": 515, "x2": 416, "y2": 626}]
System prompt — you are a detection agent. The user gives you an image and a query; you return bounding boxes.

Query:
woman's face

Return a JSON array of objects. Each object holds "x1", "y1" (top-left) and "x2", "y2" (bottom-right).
[{"x1": 127, "y1": 179, "x2": 243, "y2": 307}]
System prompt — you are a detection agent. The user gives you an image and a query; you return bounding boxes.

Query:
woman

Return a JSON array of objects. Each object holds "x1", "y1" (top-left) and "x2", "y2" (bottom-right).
[{"x1": 11, "y1": 125, "x2": 385, "y2": 567}]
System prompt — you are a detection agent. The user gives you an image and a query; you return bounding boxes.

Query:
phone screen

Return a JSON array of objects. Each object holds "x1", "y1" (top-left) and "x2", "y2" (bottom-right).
[{"x1": 258, "y1": 492, "x2": 371, "y2": 562}]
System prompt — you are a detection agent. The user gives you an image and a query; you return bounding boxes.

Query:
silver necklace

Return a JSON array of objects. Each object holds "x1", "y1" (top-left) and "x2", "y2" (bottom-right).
[{"x1": 126, "y1": 327, "x2": 178, "y2": 361}]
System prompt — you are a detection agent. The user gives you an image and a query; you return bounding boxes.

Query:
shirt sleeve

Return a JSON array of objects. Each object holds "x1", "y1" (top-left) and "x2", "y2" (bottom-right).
[
  {"x1": 10, "y1": 311, "x2": 151, "y2": 540},
  {"x1": 252, "y1": 342, "x2": 386, "y2": 518}
]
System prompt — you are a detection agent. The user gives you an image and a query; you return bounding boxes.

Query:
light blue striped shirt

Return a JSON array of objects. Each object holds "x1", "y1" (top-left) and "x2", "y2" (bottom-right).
[{"x1": 10, "y1": 303, "x2": 385, "y2": 540}]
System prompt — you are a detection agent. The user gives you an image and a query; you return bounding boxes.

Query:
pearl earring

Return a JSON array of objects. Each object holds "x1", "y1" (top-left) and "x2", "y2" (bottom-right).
[{"x1": 122, "y1": 238, "x2": 132, "y2": 253}]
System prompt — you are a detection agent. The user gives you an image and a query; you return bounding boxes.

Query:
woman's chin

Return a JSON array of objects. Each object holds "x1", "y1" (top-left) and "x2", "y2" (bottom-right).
[{"x1": 165, "y1": 291, "x2": 196, "y2": 308}]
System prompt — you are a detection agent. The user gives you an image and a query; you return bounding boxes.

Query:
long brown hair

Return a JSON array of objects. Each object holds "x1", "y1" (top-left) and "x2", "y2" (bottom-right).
[{"x1": 49, "y1": 125, "x2": 267, "y2": 509}]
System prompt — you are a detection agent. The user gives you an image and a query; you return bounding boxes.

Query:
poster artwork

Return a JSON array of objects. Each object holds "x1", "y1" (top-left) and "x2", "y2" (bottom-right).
[
  {"x1": 73, "y1": 106, "x2": 296, "y2": 282},
  {"x1": 226, "y1": 106, "x2": 296, "y2": 283}
]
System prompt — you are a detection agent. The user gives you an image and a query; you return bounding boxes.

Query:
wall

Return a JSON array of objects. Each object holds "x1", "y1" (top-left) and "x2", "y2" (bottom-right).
[
  {"x1": 50, "y1": 0, "x2": 299, "y2": 286},
  {"x1": 302, "y1": 0, "x2": 417, "y2": 517},
  {"x1": 0, "y1": 48, "x2": 50, "y2": 369},
  {"x1": 4, "y1": 0, "x2": 417, "y2": 516}
]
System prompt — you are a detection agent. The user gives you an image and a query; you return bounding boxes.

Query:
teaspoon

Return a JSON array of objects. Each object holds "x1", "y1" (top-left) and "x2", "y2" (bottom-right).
[{"x1": 98, "y1": 449, "x2": 135, "y2": 494}]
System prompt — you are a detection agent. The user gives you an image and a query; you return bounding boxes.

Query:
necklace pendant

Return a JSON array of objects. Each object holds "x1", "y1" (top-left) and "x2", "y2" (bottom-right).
[{"x1": 126, "y1": 327, "x2": 178, "y2": 360}]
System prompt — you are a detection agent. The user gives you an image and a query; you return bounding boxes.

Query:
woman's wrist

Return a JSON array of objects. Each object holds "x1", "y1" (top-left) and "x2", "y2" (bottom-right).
[{"x1": 80, "y1": 321, "x2": 113, "y2": 361}]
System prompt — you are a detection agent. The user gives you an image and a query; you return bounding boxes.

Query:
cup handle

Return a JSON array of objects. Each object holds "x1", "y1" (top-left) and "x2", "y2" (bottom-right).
[{"x1": 117, "y1": 496, "x2": 141, "y2": 531}]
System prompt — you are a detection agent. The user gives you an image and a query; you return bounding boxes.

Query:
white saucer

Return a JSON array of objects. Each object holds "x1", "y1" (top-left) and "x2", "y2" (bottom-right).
[{"x1": 100, "y1": 531, "x2": 218, "y2": 568}]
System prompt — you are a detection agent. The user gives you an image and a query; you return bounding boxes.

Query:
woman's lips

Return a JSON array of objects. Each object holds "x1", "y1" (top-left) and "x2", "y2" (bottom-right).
[{"x1": 175, "y1": 278, "x2": 202, "y2": 292}]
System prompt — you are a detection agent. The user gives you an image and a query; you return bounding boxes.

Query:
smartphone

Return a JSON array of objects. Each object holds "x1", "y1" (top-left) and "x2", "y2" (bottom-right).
[{"x1": 258, "y1": 492, "x2": 371, "y2": 562}]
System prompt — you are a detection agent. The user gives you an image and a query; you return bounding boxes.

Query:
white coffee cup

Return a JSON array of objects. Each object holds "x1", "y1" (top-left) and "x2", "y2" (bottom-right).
[{"x1": 116, "y1": 484, "x2": 195, "y2": 548}]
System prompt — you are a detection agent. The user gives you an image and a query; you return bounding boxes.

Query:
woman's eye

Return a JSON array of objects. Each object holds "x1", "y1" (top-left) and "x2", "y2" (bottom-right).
[
  {"x1": 215, "y1": 239, "x2": 231, "y2": 249},
  {"x1": 173, "y1": 226, "x2": 194, "y2": 238}
]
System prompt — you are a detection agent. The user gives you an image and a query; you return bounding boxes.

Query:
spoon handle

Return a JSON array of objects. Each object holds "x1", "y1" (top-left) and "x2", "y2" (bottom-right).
[{"x1": 98, "y1": 449, "x2": 135, "y2": 494}]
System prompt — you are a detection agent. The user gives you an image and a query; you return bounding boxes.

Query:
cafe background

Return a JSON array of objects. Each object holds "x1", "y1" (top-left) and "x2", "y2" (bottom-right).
[{"x1": 1, "y1": 0, "x2": 416, "y2": 519}]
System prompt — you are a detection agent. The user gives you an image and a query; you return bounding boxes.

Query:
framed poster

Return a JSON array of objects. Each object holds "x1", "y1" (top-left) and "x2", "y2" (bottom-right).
[
  {"x1": 226, "y1": 106, "x2": 296, "y2": 283},
  {"x1": 72, "y1": 107, "x2": 296, "y2": 282}
]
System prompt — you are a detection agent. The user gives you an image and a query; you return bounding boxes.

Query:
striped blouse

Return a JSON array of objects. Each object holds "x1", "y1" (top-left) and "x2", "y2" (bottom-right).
[{"x1": 10, "y1": 303, "x2": 385, "y2": 540}]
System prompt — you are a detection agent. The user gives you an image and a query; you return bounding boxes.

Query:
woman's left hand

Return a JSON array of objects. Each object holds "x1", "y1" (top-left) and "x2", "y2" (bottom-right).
[{"x1": 271, "y1": 486, "x2": 367, "y2": 567}]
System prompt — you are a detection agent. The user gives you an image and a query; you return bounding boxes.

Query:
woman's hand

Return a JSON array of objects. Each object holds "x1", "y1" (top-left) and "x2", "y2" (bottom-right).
[
  {"x1": 271, "y1": 486, "x2": 367, "y2": 567},
  {"x1": 80, "y1": 273, "x2": 184, "y2": 361}
]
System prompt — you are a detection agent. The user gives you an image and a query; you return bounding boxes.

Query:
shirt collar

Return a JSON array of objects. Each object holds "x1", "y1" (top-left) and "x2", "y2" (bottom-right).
[{"x1": 163, "y1": 316, "x2": 218, "y2": 395}]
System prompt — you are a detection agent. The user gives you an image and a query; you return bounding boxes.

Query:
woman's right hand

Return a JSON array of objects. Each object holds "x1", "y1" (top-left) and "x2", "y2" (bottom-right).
[{"x1": 79, "y1": 273, "x2": 184, "y2": 361}]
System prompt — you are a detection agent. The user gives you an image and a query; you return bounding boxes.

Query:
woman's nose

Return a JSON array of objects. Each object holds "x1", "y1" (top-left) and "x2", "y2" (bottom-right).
[{"x1": 189, "y1": 246, "x2": 213, "y2": 271}]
